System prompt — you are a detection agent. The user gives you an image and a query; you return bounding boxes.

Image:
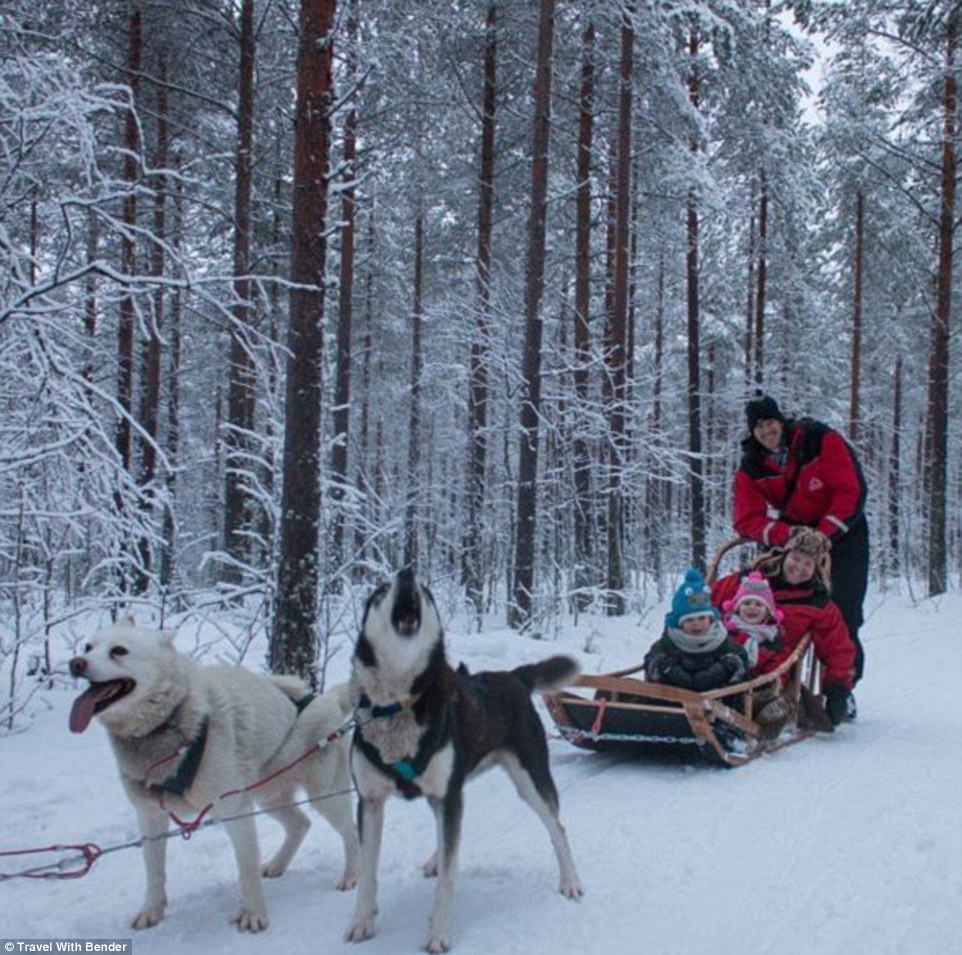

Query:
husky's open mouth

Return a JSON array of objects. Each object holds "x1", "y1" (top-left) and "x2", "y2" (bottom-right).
[
  {"x1": 391, "y1": 569, "x2": 422, "y2": 636},
  {"x1": 70, "y1": 679, "x2": 136, "y2": 733}
]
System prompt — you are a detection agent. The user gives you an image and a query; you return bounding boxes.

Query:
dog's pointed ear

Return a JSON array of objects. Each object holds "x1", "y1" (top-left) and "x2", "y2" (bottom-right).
[
  {"x1": 118, "y1": 613, "x2": 137, "y2": 627},
  {"x1": 159, "y1": 629, "x2": 176, "y2": 647}
]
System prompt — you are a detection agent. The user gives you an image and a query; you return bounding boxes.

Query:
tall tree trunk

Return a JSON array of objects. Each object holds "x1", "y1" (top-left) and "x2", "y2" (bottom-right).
[
  {"x1": 464, "y1": 2, "x2": 497, "y2": 625},
  {"x1": 223, "y1": 0, "x2": 257, "y2": 585},
  {"x1": 260, "y1": 160, "x2": 285, "y2": 570},
  {"x1": 403, "y1": 210, "x2": 425, "y2": 569},
  {"x1": 572, "y1": 12, "x2": 595, "y2": 613},
  {"x1": 887, "y1": 353, "x2": 902, "y2": 578},
  {"x1": 745, "y1": 179, "x2": 756, "y2": 387},
  {"x1": 926, "y1": 10, "x2": 957, "y2": 597},
  {"x1": 78, "y1": 209, "x2": 100, "y2": 603},
  {"x1": 330, "y1": 0, "x2": 360, "y2": 581},
  {"x1": 29, "y1": 190, "x2": 38, "y2": 285},
  {"x1": 272, "y1": 0, "x2": 335, "y2": 683},
  {"x1": 753, "y1": 0, "x2": 771, "y2": 389},
  {"x1": 849, "y1": 187, "x2": 864, "y2": 443},
  {"x1": 510, "y1": 0, "x2": 555, "y2": 630},
  {"x1": 645, "y1": 251, "x2": 666, "y2": 583},
  {"x1": 115, "y1": 3, "x2": 141, "y2": 596},
  {"x1": 753, "y1": 170, "x2": 768, "y2": 387},
  {"x1": 602, "y1": 138, "x2": 617, "y2": 363},
  {"x1": 686, "y1": 23, "x2": 706, "y2": 572},
  {"x1": 84, "y1": 212, "x2": 99, "y2": 386},
  {"x1": 355, "y1": 207, "x2": 376, "y2": 579},
  {"x1": 161, "y1": 171, "x2": 183, "y2": 601},
  {"x1": 134, "y1": 58, "x2": 168, "y2": 595},
  {"x1": 605, "y1": 3, "x2": 632, "y2": 614}
]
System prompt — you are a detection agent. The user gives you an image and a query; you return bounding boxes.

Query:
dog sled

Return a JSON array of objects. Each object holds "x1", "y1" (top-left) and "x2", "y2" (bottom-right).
[{"x1": 544, "y1": 540, "x2": 829, "y2": 767}]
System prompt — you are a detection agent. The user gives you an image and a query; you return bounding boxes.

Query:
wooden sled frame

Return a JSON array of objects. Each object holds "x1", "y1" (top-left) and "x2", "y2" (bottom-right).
[
  {"x1": 545, "y1": 539, "x2": 825, "y2": 767},
  {"x1": 545, "y1": 636, "x2": 817, "y2": 766}
]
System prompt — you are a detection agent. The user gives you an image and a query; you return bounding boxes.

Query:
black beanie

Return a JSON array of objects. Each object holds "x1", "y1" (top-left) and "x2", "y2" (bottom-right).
[{"x1": 745, "y1": 390, "x2": 784, "y2": 431}]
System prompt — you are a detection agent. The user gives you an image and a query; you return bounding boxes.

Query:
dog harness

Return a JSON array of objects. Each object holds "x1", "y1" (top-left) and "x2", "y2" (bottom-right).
[
  {"x1": 292, "y1": 693, "x2": 315, "y2": 715},
  {"x1": 356, "y1": 693, "x2": 409, "y2": 719},
  {"x1": 353, "y1": 696, "x2": 452, "y2": 799},
  {"x1": 148, "y1": 717, "x2": 210, "y2": 798},
  {"x1": 146, "y1": 691, "x2": 313, "y2": 799}
]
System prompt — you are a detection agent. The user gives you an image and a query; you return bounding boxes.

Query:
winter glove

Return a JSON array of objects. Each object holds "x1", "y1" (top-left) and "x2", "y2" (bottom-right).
[
  {"x1": 645, "y1": 649, "x2": 694, "y2": 689},
  {"x1": 798, "y1": 684, "x2": 835, "y2": 733},
  {"x1": 660, "y1": 663, "x2": 695, "y2": 689},
  {"x1": 691, "y1": 665, "x2": 724, "y2": 692},
  {"x1": 692, "y1": 656, "x2": 742, "y2": 692},
  {"x1": 823, "y1": 682, "x2": 850, "y2": 727},
  {"x1": 722, "y1": 652, "x2": 747, "y2": 682}
]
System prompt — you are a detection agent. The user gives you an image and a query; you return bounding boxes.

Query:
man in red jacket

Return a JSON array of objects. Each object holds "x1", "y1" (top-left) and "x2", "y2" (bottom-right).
[{"x1": 732, "y1": 392, "x2": 868, "y2": 711}]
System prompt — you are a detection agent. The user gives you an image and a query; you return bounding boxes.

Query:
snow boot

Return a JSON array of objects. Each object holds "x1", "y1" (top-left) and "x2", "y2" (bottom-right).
[{"x1": 798, "y1": 685, "x2": 835, "y2": 733}]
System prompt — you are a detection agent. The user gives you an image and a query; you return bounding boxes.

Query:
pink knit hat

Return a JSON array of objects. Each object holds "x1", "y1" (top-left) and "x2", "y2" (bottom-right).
[{"x1": 722, "y1": 571, "x2": 783, "y2": 623}]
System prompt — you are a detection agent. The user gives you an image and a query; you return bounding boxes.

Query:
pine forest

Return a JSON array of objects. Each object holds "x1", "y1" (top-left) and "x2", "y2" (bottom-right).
[{"x1": 1, "y1": 0, "x2": 959, "y2": 715}]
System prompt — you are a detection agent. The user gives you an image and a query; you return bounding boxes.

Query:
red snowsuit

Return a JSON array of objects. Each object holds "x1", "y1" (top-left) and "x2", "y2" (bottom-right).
[
  {"x1": 726, "y1": 627, "x2": 784, "y2": 676},
  {"x1": 733, "y1": 416, "x2": 869, "y2": 683},
  {"x1": 733, "y1": 418, "x2": 866, "y2": 548},
  {"x1": 712, "y1": 570, "x2": 856, "y2": 691}
]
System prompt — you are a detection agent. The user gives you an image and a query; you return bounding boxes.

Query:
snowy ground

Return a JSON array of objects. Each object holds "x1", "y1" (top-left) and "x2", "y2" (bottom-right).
[{"x1": 2, "y1": 584, "x2": 960, "y2": 955}]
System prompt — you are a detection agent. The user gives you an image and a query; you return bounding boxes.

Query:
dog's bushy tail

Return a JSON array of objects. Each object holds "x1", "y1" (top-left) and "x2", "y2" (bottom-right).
[
  {"x1": 513, "y1": 655, "x2": 578, "y2": 694},
  {"x1": 272, "y1": 676, "x2": 356, "y2": 719},
  {"x1": 271, "y1": 674, "x2": 312, "y2": 701},
  {"x1": 327, "y1": 681, "x2": 356, "y2": 717}
]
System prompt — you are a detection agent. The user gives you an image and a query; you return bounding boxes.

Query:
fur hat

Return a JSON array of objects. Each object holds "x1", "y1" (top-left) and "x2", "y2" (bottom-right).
[
  {"x1": 722, "y1": 571, "x2": 783, "y2": 623},
  {"x1": 786, "y1": 526, "x2": 830, "y2": 562},
  {"x1": 666, "y1": 568, "x2": 718, "y2": 629},
  {"x1": 745, "y1": 389, "x2": 785, "y2": 431}
]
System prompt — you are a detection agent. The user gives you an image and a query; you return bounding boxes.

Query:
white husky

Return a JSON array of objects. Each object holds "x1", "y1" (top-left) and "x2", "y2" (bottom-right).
[{"x1": 69, "y1": 618, "x2": 359, "y2": 932}]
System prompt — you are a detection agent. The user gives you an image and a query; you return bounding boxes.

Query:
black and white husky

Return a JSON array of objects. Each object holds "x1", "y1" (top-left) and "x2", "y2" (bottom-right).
[{"x1": 345, "y1": 568, "x2": 583, "y2": 953}]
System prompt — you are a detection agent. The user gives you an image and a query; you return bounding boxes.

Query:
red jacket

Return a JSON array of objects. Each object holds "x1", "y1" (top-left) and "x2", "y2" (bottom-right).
[
  {"x1": 712, "y1": 571, "x2": 856, "y2": 689},
  {"x1": 733, "y1": 418, "x2": 866, "y2": 547},
  {"x1": 728, "y1": 628, "x2": 784, "y2": 674}
]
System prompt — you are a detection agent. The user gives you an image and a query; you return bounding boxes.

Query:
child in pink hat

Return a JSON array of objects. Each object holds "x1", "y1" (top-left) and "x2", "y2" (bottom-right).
[
  {"x1": 721, "y1": 571, "x2": 784, "y2": 674},
  {"x1": 721, "y1": 571, "x2": 791, "y2": 736}
]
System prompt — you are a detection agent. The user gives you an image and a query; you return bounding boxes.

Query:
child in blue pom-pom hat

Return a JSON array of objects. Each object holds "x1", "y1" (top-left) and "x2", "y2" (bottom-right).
[{"x1": 644, "y1": 568, "x2": 749, "y2": 691}]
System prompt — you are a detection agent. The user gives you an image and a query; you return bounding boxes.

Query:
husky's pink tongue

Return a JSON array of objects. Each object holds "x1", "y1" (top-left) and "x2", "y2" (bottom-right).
[{"x1": 70, "y1": 684, "x2": 116, "y2": 734}]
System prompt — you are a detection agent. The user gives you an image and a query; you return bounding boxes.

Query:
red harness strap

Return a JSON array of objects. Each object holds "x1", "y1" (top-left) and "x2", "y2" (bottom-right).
[
  {"x1": 590, "y1": 698, "x2": 608, "y2": 736},
  {"x1": 0, "y1": 842, "x2": 102, "y2": 880}
]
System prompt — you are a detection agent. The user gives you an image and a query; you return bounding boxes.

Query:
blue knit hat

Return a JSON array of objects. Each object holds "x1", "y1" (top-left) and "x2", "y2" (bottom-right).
[{"x1": 666, "y1": 568, "x2": 718, "y2": 629}]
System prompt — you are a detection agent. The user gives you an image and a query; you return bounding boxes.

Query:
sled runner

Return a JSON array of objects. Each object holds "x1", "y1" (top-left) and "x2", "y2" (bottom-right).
[{"x1": 544, "y1": 540, "x2": 828, "y2": 767}]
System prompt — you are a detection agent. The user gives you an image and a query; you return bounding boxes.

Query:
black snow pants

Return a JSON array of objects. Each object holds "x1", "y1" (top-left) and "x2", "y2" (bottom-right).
[{"x1": 829, "y1": 514, "x2": 869, "y2": 684}]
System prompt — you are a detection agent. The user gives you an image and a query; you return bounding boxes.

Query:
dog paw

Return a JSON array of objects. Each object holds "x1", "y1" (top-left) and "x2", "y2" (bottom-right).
[
  {"x1": 336, "y1": 870, "x2": 359, "y2": 891},
  {"x1": 130, "y1": 907, "x2": 165, "y2": 930},
  {"x1": 560, "y1": 878, "x2": 584, "y2": 900},
  {"x1": 262, "y1": 859, "x2": 288, "y2": 879},
  {"x1": 233, "y1": 909, "x2": 270, "y2": 932},
  {"x1": 423, "y1": 910, "x2": 452, "y2": 953},
  {"x1": 422, "y1": 933, "x2": 452, "y2": 953},
  {"x1": 345, "y1": 913, "x2": 377, "y2": 942},
  {"x1": 421, "y1": 853, "x2": 438, "y2": 878}
]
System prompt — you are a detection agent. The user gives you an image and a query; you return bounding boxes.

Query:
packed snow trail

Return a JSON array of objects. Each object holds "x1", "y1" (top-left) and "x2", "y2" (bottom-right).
[{"x1": 1, "y1": 590, "x2": 959, "y2": 954}]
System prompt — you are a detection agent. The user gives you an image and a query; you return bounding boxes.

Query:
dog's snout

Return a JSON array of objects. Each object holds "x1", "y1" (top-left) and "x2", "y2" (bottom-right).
[
  {"x1": 69, "y1": 656, "x2": 87, "y2": 677},
  {"x1": 392, "y1": 569, "x2": 421, "y2": 636}
]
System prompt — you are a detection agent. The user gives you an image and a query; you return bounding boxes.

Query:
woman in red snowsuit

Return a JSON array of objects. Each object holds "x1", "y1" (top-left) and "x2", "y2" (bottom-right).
[
  {"x1": 711, "y1": 527, "x2": 857, "y2": 726},
  {"x1": 733, "y1": 392, "x2": 868, "y2": 696}
]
